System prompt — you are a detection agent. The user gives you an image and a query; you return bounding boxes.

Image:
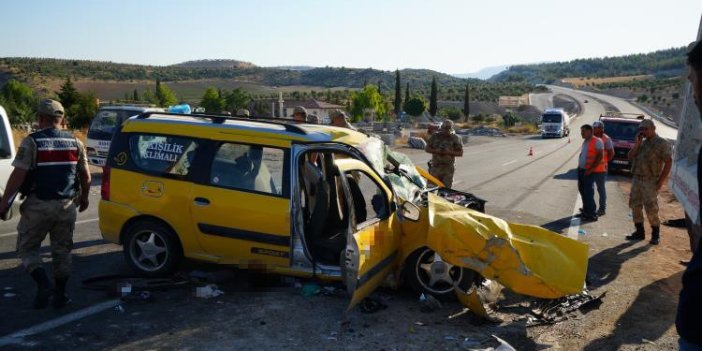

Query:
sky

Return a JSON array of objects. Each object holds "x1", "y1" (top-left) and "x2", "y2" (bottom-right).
[{"x1": 0, "y1": 0, "x2": 700, "y2": 75}]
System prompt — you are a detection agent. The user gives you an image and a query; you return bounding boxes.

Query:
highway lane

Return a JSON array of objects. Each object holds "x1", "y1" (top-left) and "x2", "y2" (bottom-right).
[{"x1": 549, "y1": 85, "x2": 679, "y2": 141}]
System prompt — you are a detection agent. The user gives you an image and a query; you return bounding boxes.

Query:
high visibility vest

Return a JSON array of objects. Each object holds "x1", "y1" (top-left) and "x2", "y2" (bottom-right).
[
  {"x1": 585, "y1": 136, "x2": 606, "y2": 173},
  {"x1": 28, "y1": 128, "x2": 79, "y2": 200},
  {"x1": 600, "y1": 133, "x2": 612, "y2": 164}
]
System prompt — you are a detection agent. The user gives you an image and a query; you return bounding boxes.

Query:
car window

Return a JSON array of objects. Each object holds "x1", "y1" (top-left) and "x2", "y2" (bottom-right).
[
  {"x1": 604, "y1": 122, "x2": 639, "y2": 141},
  {"x1": 88, "y1": 109, "x2": 142, "y2": 140},
  {"x1": 0, "y1": 117, "x2": 11, "y2": 159},
  {"x1": 345, "y1": 170, "x2": 389, "y2": 226},
  {"x1": 129, "y1": 134, "x2": 198, "y2": 176},
  {"x1": 210, "y1": 143, "x2": 284, "y2": 196}
]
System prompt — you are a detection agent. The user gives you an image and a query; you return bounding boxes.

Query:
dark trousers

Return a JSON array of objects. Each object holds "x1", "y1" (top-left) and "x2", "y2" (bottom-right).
[{"x1": 578, "y1": 168, "x2": 596, "y2": 216}]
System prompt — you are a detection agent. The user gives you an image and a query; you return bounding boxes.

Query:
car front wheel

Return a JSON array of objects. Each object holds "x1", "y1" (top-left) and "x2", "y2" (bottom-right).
[
  {"x1": 403, "y1": 247, "x2": 476, "y2": 300},
  {"x1": 123, "y1": 220, "x2": 182, "y2": 276}
]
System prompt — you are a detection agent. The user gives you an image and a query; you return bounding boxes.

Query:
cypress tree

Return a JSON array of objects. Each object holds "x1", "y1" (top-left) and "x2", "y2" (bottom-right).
[
  {"x1": 405, "y1": 82, "x2": 410, "y2": 104},
  {"x1": 393, "y1": 70, "x2": 402, "y2": 115},
  {"x1": 463, "y1": 83, "x2": 470, "y2": 117},
  {"x1": 133, "y1": 89, "x2": 139, "y2": 101},
  {"x1": 429, "y1": 77, "x2": 438, "y2": 117}
]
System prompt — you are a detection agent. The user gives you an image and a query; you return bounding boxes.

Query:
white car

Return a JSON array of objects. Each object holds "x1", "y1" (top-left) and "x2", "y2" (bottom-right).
[{"x1": 0, "y1": 105, "x2": 20, "y2": 219}]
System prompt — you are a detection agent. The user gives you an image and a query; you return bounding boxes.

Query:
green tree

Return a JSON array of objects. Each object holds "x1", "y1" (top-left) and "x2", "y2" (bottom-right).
[
  {"x1": 463, "y1": 84, "x2": 470, "y2": 116},
  {"x1": 502, "y1": 111, "x2": 519, "y2": 127},
  {"x1": 393, "y1": 70, "x2": 402, "y2": 115},
  {"x1": 142, "y1": 88, "x2": 157, "y2": 104},
  {"x1": 0, "y1": 79, "x2": 37, "y2": 125},
  {"x1": 349, "y1": 85, "x2": 387, "y2": 121},
  {"x1": 404, "y1": 82, "x2": 410, "y2": 106},
  {"x1": 67, "y1": 91, "x2": 98, "y2": 129},
  {"x1": 429, "y1": 77, "x2": 438, "y2": 116},
  {"x1": 155, "y1": 81, "x2": 177, "y2": 107},
  {"x1": 57, "y1": 77, "x2": 80, "y2": 110},
  {"x1": 224, "y1": 88, "x2": 250, "y2": 112},
  {"x1": 404, "y1": 95, "x2": 427, "y2": 117},
  {"x1": 133, "y1": 89, "x2": 140, "y2": 101},
  {"x1": 200, "y1": 87, "x2": 224, "y2": 113},
  {"x1": 438, "y1": 106, "x2": 463, "y2": 121}
]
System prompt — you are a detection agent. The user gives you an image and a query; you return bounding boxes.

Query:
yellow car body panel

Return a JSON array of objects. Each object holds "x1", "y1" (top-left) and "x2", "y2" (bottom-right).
[
  {"x1": 98, "y1": 200, "x2": 139, "y2": 243},
  {"x1": 104, "y1": 168, "x2": 207, "y2": 258},
  {"x1": 424, "y1": 193, "x2": 588, "y2": 298},
  {"x1": 189, "y1": 183, "x2": 290, "y2": 266}
]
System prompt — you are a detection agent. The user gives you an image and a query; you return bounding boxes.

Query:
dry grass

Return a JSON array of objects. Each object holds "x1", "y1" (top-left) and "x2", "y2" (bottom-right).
[
  {"x1": 562, "y1": 75, "x2": 652, "y2": 88},
  {"x1": 506, "y1": 124, "x2": 539, "y2": 134}
]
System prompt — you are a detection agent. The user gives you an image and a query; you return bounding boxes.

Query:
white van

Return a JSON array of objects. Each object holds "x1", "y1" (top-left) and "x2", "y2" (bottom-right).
[
  {"x1": 0, "y1": 105, "x2": 19, "y2": 219},
  {"x1": 86, "y1": 105, "x2": 164, "y2": 166}
]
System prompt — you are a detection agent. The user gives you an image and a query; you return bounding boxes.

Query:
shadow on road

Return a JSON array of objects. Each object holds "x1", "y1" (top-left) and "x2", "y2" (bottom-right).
[
  {"x1": 553, "y1": 169, "x2": 578, "y2": 181},
  {"x1": 582, "y1": 271, "x2": 682, "y2": 351},
  {"x1": 0, "y1": 239, "x2": 108, "y2": 260},
  {"x1": 586, "y1": 241, "x2": 650, "y2": 290},
  {"x1": 542, "y1": 215, "x2": 578, "y2": 234}
]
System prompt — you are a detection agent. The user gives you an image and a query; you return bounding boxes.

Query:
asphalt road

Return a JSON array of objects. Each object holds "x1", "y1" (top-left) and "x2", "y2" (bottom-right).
[{"x1": 0, "y1": 88, "x2": 680, "y2": 348}]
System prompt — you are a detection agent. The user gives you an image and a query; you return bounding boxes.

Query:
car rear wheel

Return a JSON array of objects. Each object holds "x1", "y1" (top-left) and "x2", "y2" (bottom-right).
[
  {"x1": 404, "y1": 247, "x2": 476, "y2": 300},
  {"x1": 124, "y1": 220, "x2": 182, "y2": 276}
]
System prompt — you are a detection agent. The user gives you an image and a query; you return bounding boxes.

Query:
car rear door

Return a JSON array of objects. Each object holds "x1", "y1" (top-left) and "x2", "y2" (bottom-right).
[{"x1": 189, "y1": 141, "x2": 292, "y2": 265}]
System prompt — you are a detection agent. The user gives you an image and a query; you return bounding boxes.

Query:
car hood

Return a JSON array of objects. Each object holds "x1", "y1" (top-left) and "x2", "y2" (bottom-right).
[{"x1": 424, "y1": 193, "x2": 588, "y2": 299}]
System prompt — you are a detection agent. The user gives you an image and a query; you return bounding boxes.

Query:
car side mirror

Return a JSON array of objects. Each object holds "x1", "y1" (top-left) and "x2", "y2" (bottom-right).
[{"x1": 399, "y1": 201, "x2": 420, "y2": 222}]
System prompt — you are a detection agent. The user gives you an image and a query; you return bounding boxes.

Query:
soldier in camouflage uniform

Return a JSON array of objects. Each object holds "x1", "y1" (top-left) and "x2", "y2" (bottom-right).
[
  {"x1": 0, "y1": 99, "x2": 91, "y2": 309},
  {"x1": 626, "y1": 119, "x2": 672, "y2": 245},
  {"x1": 425, "y1": 120, "x2": 463, "y2": 188}
]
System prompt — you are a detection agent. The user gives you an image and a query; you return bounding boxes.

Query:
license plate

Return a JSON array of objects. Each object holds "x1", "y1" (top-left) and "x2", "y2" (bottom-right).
[{"x1": 612, "y1": 160, "x2": 628, "y2": 165}]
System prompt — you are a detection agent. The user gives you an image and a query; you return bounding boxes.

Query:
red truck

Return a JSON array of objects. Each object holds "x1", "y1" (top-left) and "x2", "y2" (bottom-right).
[{"x1": 598, "y1": 112, "x2": 645, "y2": 173}]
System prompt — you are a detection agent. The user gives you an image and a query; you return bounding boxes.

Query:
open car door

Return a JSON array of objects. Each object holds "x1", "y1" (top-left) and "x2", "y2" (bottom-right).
[{"x1": 336, "y1": 158, "x2": 401, "y2": 309}]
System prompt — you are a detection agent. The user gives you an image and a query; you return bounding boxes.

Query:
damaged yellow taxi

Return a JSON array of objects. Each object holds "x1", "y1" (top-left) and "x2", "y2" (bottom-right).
[{"x1": 98, "y1": 112, "x2": 588, "y2": 309}]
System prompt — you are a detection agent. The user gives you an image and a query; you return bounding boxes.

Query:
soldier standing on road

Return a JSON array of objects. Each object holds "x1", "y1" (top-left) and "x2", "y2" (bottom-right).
[
  {"x1": 425, "y1": 119, "x2": 463, "y2": 188},
  {"x1": 292, "y1": 106, "x2": 307, "y2": 123},
  {"x1": 593, "y1": 120, "x2": 614, "y2": 216},
  {"x1": 625, "y1": 119, "x2": 672, "y2": 245},
  {"x1": 576, "y1": 124, "x2": 604, "y2": 221},
  {"x1": 0, "y1": 99, "x2": 91, "y2": 309},
  {"x1": 677, "y1": 39, "x2": 702, "y2": 351}
]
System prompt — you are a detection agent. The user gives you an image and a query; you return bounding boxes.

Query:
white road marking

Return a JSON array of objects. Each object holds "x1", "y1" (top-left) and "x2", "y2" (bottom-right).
[
  {"x1": 0, "y1": 299, "x2": 121, "y2": 347},
  {"x1": 567, "y1": 195, "x2": 583, "y2": 239},
  {"x1": 501, "y1": 160, "x2": 517, "y2": 166},
  {"x1": 0, "y1": 218, "x2": 98, "y2": 238}
]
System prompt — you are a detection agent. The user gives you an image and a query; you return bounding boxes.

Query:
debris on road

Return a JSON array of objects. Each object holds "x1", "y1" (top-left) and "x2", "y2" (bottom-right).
[
  {"x1": 301, "y1": 282, "x2": 321, "y2": 297},
  {"x1": 526, "y1": 291, "x2": 606, "y2": 326},
  {"x1": 419, "y1": 293, "x2": 442, "y2": 312},
  {"x1": 3, "y1": 292, "x2": 16, "y2": 298},
  {"x1": 458, "y1": 126, "x2": 507, "y2": 137},
  {"x1": 359, "y1": 297, "x2": 388, "y2": 313},
  {"x1": 113, "y1": 304, "x2": 125, "y2": 313},
  {"x1": 194, "y1": 284, "x2": 224, "y2": 299}
]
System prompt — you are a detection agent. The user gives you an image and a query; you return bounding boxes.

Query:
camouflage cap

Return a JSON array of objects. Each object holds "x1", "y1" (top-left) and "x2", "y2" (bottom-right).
[
  {"x1": 592, "y1": 120, "x2": 604, "y2": 128},
  {"x1": 37, "y1": 99, "x2": 64, "y2": 117},
  {"x1": 440, "y1": 119, "x2": 454, "y2": 130},
  {"x1": 293, "y1": 106, "x2": 307, "y2": 115},
  {"x1": 639, "y1": 119, "x2": 655, "y2": 129},
  {"x1": 236, "y1": 108, "x2": 250, "y2": 117}
]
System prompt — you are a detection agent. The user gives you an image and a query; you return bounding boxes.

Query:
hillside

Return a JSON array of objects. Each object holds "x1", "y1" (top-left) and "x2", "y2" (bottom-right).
[
  {"x1": 172, "y1": 59, "x2": 256, "y2": 69},
  {"x1": 491, "y1": 47, "x2": 686, "y2": 84},
  {"x1": 0, "y1": 57, "x2": 534, "y2": 102}
]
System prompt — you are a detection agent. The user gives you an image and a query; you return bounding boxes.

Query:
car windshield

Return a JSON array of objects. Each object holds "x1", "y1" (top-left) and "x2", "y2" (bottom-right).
[
  {"x1": 603, "y1": 121, "x2": 639, "y2": 141},
  {"x1": 542, "y1": 114, "x2": 562, "y2": 123},
  {"x1": 87, "y1": 109, "x2": 142, "y2": 140},
  {"x1": 356, "y1": 137, "x2": 426, "y2": 202}
]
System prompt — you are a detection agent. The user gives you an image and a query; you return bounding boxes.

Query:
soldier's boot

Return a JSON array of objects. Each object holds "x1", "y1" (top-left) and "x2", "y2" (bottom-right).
[
  {"x1": 650, "y1": 226, "x2": 661, "y2": 245},
  {"x1": 52, "y1": 276, "x2": 71, "y2": 309},
  {"x1": 625, "y1": 223, "x2": 645, "y2": 241},
  {"x1": 30, "y1": 267, "x2": 52, "y2": 309}
]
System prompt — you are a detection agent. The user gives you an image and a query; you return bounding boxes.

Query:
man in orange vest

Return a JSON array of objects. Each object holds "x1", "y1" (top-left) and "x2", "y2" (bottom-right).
[
  {"x1": 576, "y1": 124, "x2": 604, "y2": 221},
  {"x1": 593, "y1": 121, "x2": 614, "y2": 216}
]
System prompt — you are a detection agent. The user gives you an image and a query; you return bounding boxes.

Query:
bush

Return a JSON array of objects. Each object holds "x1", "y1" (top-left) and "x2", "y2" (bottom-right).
[{"x1": 438, "y1": 106, "x2": 463, "y2": 121}]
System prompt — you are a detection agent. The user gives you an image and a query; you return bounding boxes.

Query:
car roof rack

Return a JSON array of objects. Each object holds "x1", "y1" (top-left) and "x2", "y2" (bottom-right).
[
  {"x1": 135, "y1": 112, "x2": 308, "y2": 134},
  {"x1": 599, "y1": 112, "x2": 645, "y2": 120}
]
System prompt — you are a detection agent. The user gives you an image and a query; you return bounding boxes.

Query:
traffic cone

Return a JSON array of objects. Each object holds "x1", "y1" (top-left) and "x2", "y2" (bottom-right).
[{"x1": 528, "y1": 147, "x2": 533, "y2": 156}]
